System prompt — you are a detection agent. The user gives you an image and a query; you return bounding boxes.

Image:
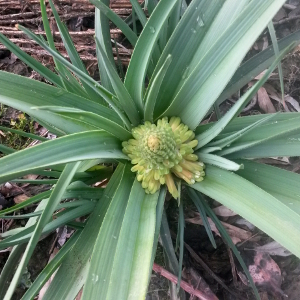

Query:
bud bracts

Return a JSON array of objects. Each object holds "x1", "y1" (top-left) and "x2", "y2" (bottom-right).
[{"x1": 122, "y1": 117, "x2": 205, "y2": 198}]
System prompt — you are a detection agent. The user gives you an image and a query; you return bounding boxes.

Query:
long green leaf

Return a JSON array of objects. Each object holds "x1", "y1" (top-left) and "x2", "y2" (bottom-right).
[
  {"x1": 0, "y1": 70, "x2": 122, "y2": 135},
  {"x1": 90, "y1": 0, "x2": 138, "y2": 46},
  {"x1": 42, "y1": 164, "x2": 127, "y2": 300},
  {"x1": 21, "y1": 230, "x2": 81, "y2": 300},
  {"x1": 0, "y1": 131, "x2": 127, "y2": 184},
  {"x1": 236, "y1": 159, "x2": 300, "y2": 213},
  {"x1": 0, "y1": 33, "x2": 62, "y2": 87},
  {"x1": 4, "y1": 162, "x2": 80, "y2": 300},
  {"x1": 144, "y1": 55, "x2": 172, "y2": 122},
  {"x1": 217, "y1": 116, "x2": 300, "y2": 157},
  {"x1": 152, "y1": 0, "x2": 224, "y2": 116},
  {"x1": 195, "y1": 44, "x2": 293, "y2": 149},
  {"x1": 18, "y1": 25, "x2": 132, "y2": 129},
  {"x1": 48, "y1": 0, "x2": 102, "y2": 100},
  {"x1": 192, "y1": 165, "x2": 300, "y2": 258},
  {"x1": 34, "y1": 106, "x2": 132, "y2": 141},
  {"x1": 95, "y1": 38, "x2": 140, "y2": 126},
  {"x1": 124, "y1": 0, "x2": 179, "y2": 112},
  {"x1": 95, "y1": 7, "x2": 115, "y2": 93},
  {"x1": 197, "y1": 153, "x2": 242, "y2": 171},
  {"x1": 163, "y1": 0, "x2": 288, "y2": 130},
  {"x1": 218, "y1": 29, "x2": 300, "y2": 106}
]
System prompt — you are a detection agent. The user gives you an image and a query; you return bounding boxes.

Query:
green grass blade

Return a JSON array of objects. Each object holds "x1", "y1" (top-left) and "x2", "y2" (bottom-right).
[
  {"x1": 192, "y1": 165, "x2": 300, "y2": 258},
  {"x1": 0, "y1": 202, "x2": 95, "y2": 247},
  {"x1": 163, "y1": 0, "x2": 288, "y2": 130},
  {"x1": 34, "y1": 106, "x2": 132, "y2": 141},
  {"x1": 95, "y1": 37, "x2": 140, "y2": 126},
  {"x1": 0, "y1": 33, "x2": 62, "y2": 87},
  {"x1": 0, "y1": 131, "x2": 127, "y2": 184},
  {"x1": 21, "y1": 230, "x2": 81, "y2": 300},
  {"x1": 3, "y1": 162, "x2": 80, "y2": 299},
  {"x1": 195, "y1": 44, "x2": 293, "y2": 149},
  {"x1": 124, "y1": 0, "x2": 179, "y2": 112},
  {"x1": 144, "y1": 55, "x2": 172, "y2": 122},
  {"x1": 90, "y1": 0, "x2": 138, "y2": 46}
]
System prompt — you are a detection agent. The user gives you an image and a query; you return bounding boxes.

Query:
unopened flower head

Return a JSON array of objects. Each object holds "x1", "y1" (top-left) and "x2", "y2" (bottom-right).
[{"x1": 122, "y1": 117, "x2": 205, "y2": 198}]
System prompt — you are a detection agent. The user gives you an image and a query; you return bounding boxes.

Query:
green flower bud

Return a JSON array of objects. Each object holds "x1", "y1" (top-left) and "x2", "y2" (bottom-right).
[{"x1": 122, "y1": 117, "x2": 205, "y2": 198}]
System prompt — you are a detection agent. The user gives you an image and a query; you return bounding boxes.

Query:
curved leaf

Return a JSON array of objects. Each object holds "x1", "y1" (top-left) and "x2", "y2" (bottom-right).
[
  {"x1": 0, "y1": 131, "x2": 127, "y2": 184},
  {"x1": 192, "y1": 165, "x2": 300, "y2": 258}
]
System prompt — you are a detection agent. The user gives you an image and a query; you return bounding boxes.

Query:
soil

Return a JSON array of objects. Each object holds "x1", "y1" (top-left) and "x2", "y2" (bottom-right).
[{"x1": 1, "y1": 1, "x2": 300, "y2": 300}]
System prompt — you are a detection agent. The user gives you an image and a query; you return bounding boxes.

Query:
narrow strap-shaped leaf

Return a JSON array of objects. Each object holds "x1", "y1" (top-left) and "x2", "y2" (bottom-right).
[
  {"x1": 95, "y1": 38, "x2": 140, "y2": 126},
  {"x1": 86, "y1": 180, "x2": 158, "y2": 299},
  {"x1": 218, "y1": 29, "x2": 300, "y2": 106},
  {"x1": 124, "y1": 0, "x2": 179, "y2": 112},
  {"x1": 0, "y1": 131, "x2": 127, "y2": 184},
  {"x1": 227, "y1": 132, "x2": 300, "y2": 159},
  {"x1": 95, "y1": 7, "x2": 114, "y2": 93},
  {"x1": 162, "y1": 0, "x2": 288, "y2": 130},
  {"x1": 0, "y1": 202, "x2": 95, "y2": 248},
  {"x1": 195, "y1": 44, "x2": 293, "y2": 149},
  {"x1": 0, "y1": 32, "x2": 62, "y2": 87},
  {"x1": 152, "y1": 0, "x2": 223, "y2": 117},
  {"x1": 0, "y1": 191, "x2": 51, "y2": 217},
  {"x1": 90, "y1": 0, "x2": 138, "y2": 46},
  {"x1": 160, "y1": 210, "x2": 179, "y2": 273},
  {"x1": 17, "y1": 25, "x2": 132, "y2": 129},
  {"x1": 21, "y1": 230, "x2": 81, "y2": 300},
  {"x1": 48, "y1": 0, "x2": 100, "y2": 99},
  {"x1": 268, "y1": 21, "x2": 285, "y2": 103},
  {"x1": 0, "y1": 144, "x2": 15, "y2": 155},
  {"x1": 0, "y1": 125, "x2": 48, "y2": 141},
  {"x1": 42, "y1": 164, "x2": 127, "y2": 300},
  {"x1": 199, "y1": 195, "x2": 260, "y2": 300},
  {"x1": 206, "y1": 114, "x2": 276, "y2": 149},
  {"x1": 144, "y1": 55, "x2": 172, "y2": 122},
  {"x1": 149, "y1": 186, "x2": 166, "y2": 273},
  {"x1": 80, "y1": 166, "x2": 136, "y2": 299},
  {"x1": 192, "y1": 165, "x2": 300, "y2": 258},
  {"x1": 176, "y1": 199, "x2": 184, "y2": 292},
  {"x1": 0, "y1": 200, "x2": 47, "y2": 299},
  {"x1": 34, "y1": 106, "x2": 132, "y2": 141},
  {"x1": 217, "y1": 116, "x2": 300, "y2": 157},
  {"x1": 236, "y1": 159, "x2": 300, "y2": 213},
  {"x1": 0, "y1": 70, "x2": 123, "y2": 135},
  {"x1": 130, "y1": 0, "x2": 147, "y2": 26},
  {"x1": 188, "y1": 188, "x2": 216, "y2": 248},
  {"x1": 197, "y1": 153, "x2": 243, "y2": 171},
  {"x1": 3, "y1": 162, "x2": 81, "y2": 300}
]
